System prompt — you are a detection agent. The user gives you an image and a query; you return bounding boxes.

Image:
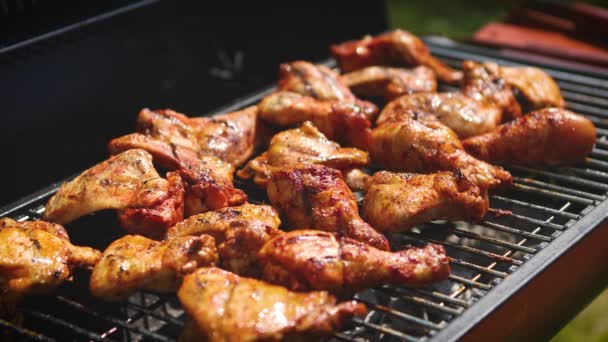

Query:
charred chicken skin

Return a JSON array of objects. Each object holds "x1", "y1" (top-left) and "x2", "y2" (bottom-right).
[
  {"x1": 341, "y1": 65, "x2": 437, "y2": 100},
  {"x1": 44, "y1": 149, "x2": 171, "y2": 225},
  {"x1": 462, "y1": 108, "x2": 596, "y2": 166},
  {"x1": 0, "y1": 218, "x2": 101, "y2": 315},
  {"x1": 369, "y1": 115, "x2": 512, "y2": 190},
  {"x1": 363, "y1": 171, "x2": 489, "y2": 232},
  {"x1": 267, "y1": 164, "x2": 389, "y2": 251},
  {"x1": 166, "y1": 203, "x2": 282, "y2": 276},
  {"x1": 330, "y1": 29, "x2": 462, "y2": 83},
  {"x1": 178, "y1": 267, "x2": 366, "y2": 342},
  {"x1": 377, "y1": 61, "x2": 521, "y2": 138},
  {"x1": 259, "y1": 230, "x2": 450, "y2": 294},
  {"x1": 90, "y1": 234, "x2": 217, "y2": 301},
  {"x1": 237, "y1": 122, "x2": 369, "y2": 187},
  {"x1": 258, "y1": 91, "x2": 372, "y2": 148}
]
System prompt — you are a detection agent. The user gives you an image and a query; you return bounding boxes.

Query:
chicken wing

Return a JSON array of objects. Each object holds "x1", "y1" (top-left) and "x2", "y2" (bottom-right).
[
  {"x1": 90, "y1": 234, "x2": 217, "y2": 301},
  {"x1": 341, "y1": 65, "x2": 437, "y2": 100},
  {"x1": 267, "y1": 164, "x2": 389, "y2": 250},
  {"x1": 369, "y1": 116, "x2": 512, "y2": 190},
  {"x1": 330, "y1": 29, "x2": 462, "y2": 83},
  {"x1": 0, "y1": 218, "x2": 101, "y2": 315},
  {"x1": 237, "y1": 122, "x2": 369, "y2": 187},
  {"x1": 257, "y1": 91, "x2": 372, "y2": 148},
  {"x1": 166, "y1": 203, "x2": 282, "y2": 276},
  {"x1": 178, "y1": 267, "x2": 366, "y2": 342},
  {"x1": 483, "y1": 62, "x2": 565, "y2": 109},
  {"x1": 44, "y1": 149, "x2": 170, "y2": 224},
  {"x1": 363, "y1": 171, "x2": 488, "y2": 232},
  {"x1": 462, "y1": 108, "x2": 596, "y2": 166},
  {"x1": 259, "y1": 230, "x2": 450, "y2": 294}
]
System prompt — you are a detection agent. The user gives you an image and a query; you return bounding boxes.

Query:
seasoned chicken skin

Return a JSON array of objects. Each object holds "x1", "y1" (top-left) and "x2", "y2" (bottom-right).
[
  {"x1": 484, "y1": 62, "x2": 565, "y2": 109},
  {"x1": 258, "y1": 91, "x2": 372, "y2": 148},
  {"x1": 463, "y1": 108, "x2": 596, "y2": 166},
  {"x1": 330, "y1": 29, "x2": 462, "y2": 83},
  {"x1": 90, "y1": 234, "x2": 217, "y2": 301},
  {"x1": 363, "y1": 171, "x2": 488, "y2": 232},
  {"x1": 0, "y1": 219, "x2": 101, "y2": 314},
  {"x1": 369, "y1": 116, "x2": 512, "y2": 190},
  {"x1": 44, "y1": 149, "x2": 170, "y2": 224},
  {"x1": 237, "y1": 122, "x2": 369, "y2": 187},
  {"x1": 259, "y1": 230, "x2": 450, "y2": 294},
  {"x1": 178, "y1": 267, "x2": 366, "y2": 342},
  {"x1": 166, "y1": 203, "x2": 282, "y2": 276},
  {"x1": 267, "y1": 164, "x2": 389, "y2": 250},
  {"x1": 341, "y1": 65, "x2": 437, "y2": 100}
]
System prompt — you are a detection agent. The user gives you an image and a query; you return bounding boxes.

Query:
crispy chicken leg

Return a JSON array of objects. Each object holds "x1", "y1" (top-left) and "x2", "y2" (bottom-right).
[
  {"x1": 178, "y1": 267, "x2": 366, "y2": 342},
  {"x1": 462, "y1": 108, "x2": 596, "y2": 166},
  {"x1": 363, "y1": 171, "x2": 488, "y2": 232},
  {"x1": 90, "y1": 234, "x2": 217, "y2": 301},
  {"x1": 341, "y1": 65, "x2": 437, "y2": 100},
  {"x1": 369, "y1": 116, "x2": 512, "y2": 190},
  {"x1": 0, "y1": 219, "x2": 101, "y2": 315},
  {"x1": 267, "y1": 164, "x2": 389, "y2": 250},
  {"x1": 237, "y1": 122, "x2": 369, "y2": 187},
  {"x1": 330, "y1": 29, "x2": 462, "y2": 83},
  {"x1": 166, "y1": 203, "x2": 282, "y2": 276},
  {"x1": 259, "y1": 230, "x2": 450, "y2": 294},
  {"x1": 44, "y1": 149, "x2": 170, "y2": 224}
]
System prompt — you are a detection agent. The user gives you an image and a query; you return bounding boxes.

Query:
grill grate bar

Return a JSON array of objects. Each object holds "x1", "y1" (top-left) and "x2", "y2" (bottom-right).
[
  {"x1": 448, "y1": 275, "x2": 491, "y2": 291},
  {"x1": 481, "y1": 221, "x2": 552, "y2": 241},
  {"x1": 591, "y1": 148, "x2": 608, "y2": 159},
  {"x1": 567, "y1": 102, "x2": 608, "y2": 119},
  {"x1": 22, "y1": 309, "x2": 106, "y2": 341},
  {"x1": 492, "y1": 196, "x2": 579, "y2": 219},
  {"x1": 332, "y1": 332, "x2": 366, "y2": 341},
  {"x1": 510, "y1": 165, "x2": 608, "y2": 191},
  {"x1": 378, "y1": 288, "x2": 465, "y2": 315},
  {"x1": 351, "y1": 317, "x2": 421, "y2": 342},
  {"x1": 448, "y1": 227, "x2": 537, "y2": 254},
  {"x1": 511, "y1": 183, "x2": 595, "y2": 205},
  {"x1": 560, "y1": 90, "x2": 608, "y2": 108},
  {"x1": 487, "y1": 209, "x2": 566, "y2": 230},
  {"x1": 448, "y1": 257, "x2": 508, "y2": 277},
  {"x1": 564, "y1": 167, "x2": 608, "y2": 183},
  {"x1": 125, "y1": 301, "x2": 184, "y2": 327},
  {"x1": 357, "y1": 300, "x2": 445, "y2": 331},
  {"x1": 0, "y1": 317, "x2": 54, "y2": 342},
  {"x1": 513, "y1": 176, "x2": 605, "y2": 201},
  {"x1": 596, "y1": 140, "x2": 608, "y2": 149}
]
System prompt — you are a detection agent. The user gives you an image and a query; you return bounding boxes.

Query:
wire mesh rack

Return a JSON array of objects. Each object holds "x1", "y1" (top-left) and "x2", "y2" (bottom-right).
[{"x1": 1, "y1": 37, "x2": 608, "y2": 341}]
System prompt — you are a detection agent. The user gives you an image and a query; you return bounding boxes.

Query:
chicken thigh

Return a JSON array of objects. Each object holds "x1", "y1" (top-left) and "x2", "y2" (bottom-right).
[{"x1": 341, "y1": 65, "x2": 437, "y2": 100}]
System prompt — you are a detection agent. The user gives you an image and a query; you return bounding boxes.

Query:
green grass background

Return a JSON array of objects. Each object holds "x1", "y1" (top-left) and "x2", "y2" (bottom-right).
[{"x1": 385, "y1": 1, "x2": 608, "y2": 341}]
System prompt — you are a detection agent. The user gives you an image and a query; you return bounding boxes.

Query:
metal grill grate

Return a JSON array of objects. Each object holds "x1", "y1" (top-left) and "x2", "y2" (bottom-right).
[{"x1": 1, "y1": 37, "x2": 608, "y2": 341}]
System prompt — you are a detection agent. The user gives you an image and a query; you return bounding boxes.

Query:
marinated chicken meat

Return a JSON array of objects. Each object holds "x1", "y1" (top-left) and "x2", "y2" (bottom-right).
[
  {"x1": 0, "y1": 218, "x2": 101, "y2": 314},
  {"x1": 483, "y1": 62, "x2": 565, "y2": 109},
  {"x1": 108, "y1": 134, "x2": 246, "y2": 216},
  {"x1": 258, "y1": 91, "x2": 372, "y2": 148},
  {"x1": 369, "y1": 116, "x2": 512, "y2": 190},
  {"x1": 363, "y1": 171, "x2": 488, "y2": 232},
  {"x1": 341, "y1": 65, "x2": 437, "y2": 100},
  {"x1": 377, "y1": 61, "x2": 521, "y2": 138},
  {"x1": 463, "y1": 108, "x2": 596, "y2": 166},
  {"x1": 178, "y1": 267, "x2": 366, "y2": 342},
  {"x1": 166, "y1": 203, "x2": 282, "y2": 276},
  {"x1": 267, "y1": 164, "x2": 389, "y2": 250},
  {"x1": 259, "y1": 230, "x2": 450, "y2": 294},
  {"x1": 44, "y1": 149, "x2": 171, "y2": 224},
  {"x1": 90, "y1": 234, "x2": 217, "y2": 301},
  {"x1": 330, "y1": 29, "x2": 462, "y2": 83},
  {"x1": 237, "y1": 122, "x2": 369, "y2": 187}
]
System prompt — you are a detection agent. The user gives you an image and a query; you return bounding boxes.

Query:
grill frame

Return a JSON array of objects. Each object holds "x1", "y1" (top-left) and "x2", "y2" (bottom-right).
[{"x1": 1, "y1": 37, "x2": 608, "y2": 341}]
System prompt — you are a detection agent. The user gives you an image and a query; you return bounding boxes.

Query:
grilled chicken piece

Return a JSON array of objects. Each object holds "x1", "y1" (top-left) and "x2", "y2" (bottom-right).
[
  {"x1": 44, "y1": 149, "x2": 170, "y2": 224},
  {"x1": 166, "y1": 203, "x2": 282, "y2": 276},
  {"x1": 369, "y1": 116, "x2": 512, "y2": 190},
  {"x1": 277, "y1": 60, "x2": 378, "y2": 118},
  {"x1": 258, "y1": 91, "x2": 372, "y2": 148},
  {"x1": 117, "y1": 171, "x2": 184, "y2": 240},
  {"x1": 463, "y1": 108, "x2": 596, "y2": 166},
  {"x1": 363, "y1": 171, "x2": 488, "y2": 232},
  {"x1": 341, "y1": 65, "x2": 437, "y2": 100},
  {"x1": 267, "y1": 164, "x2": 389, "y2": 250},
  {"x1": 90, "y1": 234, "x2": 217, "y2": 301},
  {"x1": 178, "y1": 267, "x2": 366, "y2": 342},
  {"x1": 259, "y1": 230, "x2": 450, "y2": 294},
  {"x1": 330, "y1": 29, "x2": 462, "y2": 83},
  {"x1": 137, "y1": 107, "x2": 259, "y2": 166},
  {"x1": 237, "y1": 122, "x2": 369, "y2": 187},
  {"x1": 377, "y1": 61, "x2": 521, "y2": 138},
  {"x1": 108, "y1": 134, "x2": 246, "y2": 216},
  {"x1": 0, "y1": 218, "x2": 101, "y2": 315},
  {"x1": 484, "y1": 62, "x2": 565, "y2": 109}
]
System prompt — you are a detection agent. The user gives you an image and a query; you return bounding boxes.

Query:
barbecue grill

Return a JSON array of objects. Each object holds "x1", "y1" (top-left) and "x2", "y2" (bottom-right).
[{"x1": 2, "y1": 2, "x2": 608, "y2": 342}]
